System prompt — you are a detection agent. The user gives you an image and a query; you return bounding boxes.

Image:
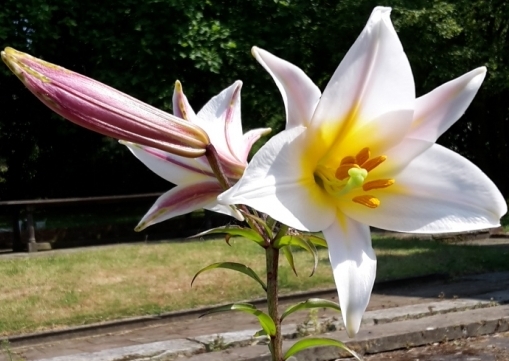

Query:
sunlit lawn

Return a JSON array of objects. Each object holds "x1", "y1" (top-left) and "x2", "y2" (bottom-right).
[{"x1": 0, "y1": 235, "x2": 508, "y2": 336}]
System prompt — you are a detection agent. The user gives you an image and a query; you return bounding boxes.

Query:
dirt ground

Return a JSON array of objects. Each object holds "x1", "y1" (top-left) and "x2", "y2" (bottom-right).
[{"x1": 355, "y1": 331, "x2": 509, "y2": 361}]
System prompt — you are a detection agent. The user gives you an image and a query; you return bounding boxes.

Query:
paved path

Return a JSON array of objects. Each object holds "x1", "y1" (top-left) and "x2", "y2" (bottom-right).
[{"x1": 2, "y1": 271, "x2": 509, "y2": 361}]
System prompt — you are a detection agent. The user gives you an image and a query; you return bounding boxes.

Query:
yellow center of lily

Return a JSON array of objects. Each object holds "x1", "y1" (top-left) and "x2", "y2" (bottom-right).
[{"x1": 314, "y1": 147, "x2": 395, "y2": 208}]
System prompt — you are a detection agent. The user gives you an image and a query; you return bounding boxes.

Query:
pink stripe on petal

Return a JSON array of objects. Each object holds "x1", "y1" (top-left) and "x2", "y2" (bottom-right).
[
  {"x1": 224, "y1": 82, "x2": 244, "y2": 163},
  {"x1": 135, "y1": 181, "x2": 223, "y2": 230}
]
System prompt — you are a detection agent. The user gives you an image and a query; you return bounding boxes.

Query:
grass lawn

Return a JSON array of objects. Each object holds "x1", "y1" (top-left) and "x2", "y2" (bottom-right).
[{"x1": 0, "y1": 235, "x2": 508, "y2": 336}]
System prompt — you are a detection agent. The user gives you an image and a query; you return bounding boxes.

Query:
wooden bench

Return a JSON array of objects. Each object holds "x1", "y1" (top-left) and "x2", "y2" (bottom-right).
[{"x1": 0, "y1": 193, "x2": 162, "y2": 252}]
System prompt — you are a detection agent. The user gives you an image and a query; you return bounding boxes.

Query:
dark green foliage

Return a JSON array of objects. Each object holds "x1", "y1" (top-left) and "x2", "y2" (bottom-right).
[{"x1": 1, "y1": 0, "x2": 508, "y2": 199}]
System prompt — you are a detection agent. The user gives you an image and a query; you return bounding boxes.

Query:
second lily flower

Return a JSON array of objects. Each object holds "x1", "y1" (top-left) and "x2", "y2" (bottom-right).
[{"x1": 126, "y1": 81, "x2": 271, "y2": 230}]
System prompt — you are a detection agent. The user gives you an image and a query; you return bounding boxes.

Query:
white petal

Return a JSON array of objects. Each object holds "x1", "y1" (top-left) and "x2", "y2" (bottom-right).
[
  {"x1": 370, "y1": 138, "x2": 432, "y2": 179},
  {"x1": 252, "y1": 47, "x2": 321, "y2": 128},
  {"x1": 122, "y1": 141, "x2": 213, "y2": 184},
  {"x1": 237, "y1": 127, "x2": 272, "y2": 162},
  {"x1": 323, "y1": 214, "x2": 376, "y2": 337},
  {"x1": 325, "y1": 109, "x2": 413, "y2": 165},
  {"x1": 310, "y1": 7, "x2": 414, "y2": 145},
  {"x1": 218, "y1": 126, "x2": 336, "y2": 231},
  {"x1": 206, "y1": 203, "x2": 244, "y2": 221},
  {"x1": 135, "y1": 181, "x2": 227, "y2": 230},
  {"x1": 409, "y1": 67, "x2": 486, "y2": 142},
  {"x1": 341, "y1": 144, "x2": 507, "y2": 233},
  {"x1": 172, "y1": 80, "x2": 198, "y2": 121},
  {"x1": 197, "y1": 81, "x2": 244, "y2": 164}
]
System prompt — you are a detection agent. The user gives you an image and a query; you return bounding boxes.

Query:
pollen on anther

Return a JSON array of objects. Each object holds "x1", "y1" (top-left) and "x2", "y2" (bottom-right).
[
  {"x1": 352, "y1": 195, "x2": 380, "y2": 208},
  {"x1": 363, "y1": 179, "x2": 395, "y2": 191},
  {"x1": 356, "y1": 147, "x2": 370, "y2": 165},
  {"x1": 340, "y1": 156, "x2": 356, "y2": 165},
  {"x1": 362, "y1": 155, "x2": 387, "y2": 172},
  {"x1": 335, "y1": 164, "x2": 360, "y2": 181}
]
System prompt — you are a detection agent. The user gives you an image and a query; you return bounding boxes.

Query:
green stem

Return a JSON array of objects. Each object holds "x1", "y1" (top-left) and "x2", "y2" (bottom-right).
[{"x1": 266, "y1": 245, "x2": 282, "y2": 361}]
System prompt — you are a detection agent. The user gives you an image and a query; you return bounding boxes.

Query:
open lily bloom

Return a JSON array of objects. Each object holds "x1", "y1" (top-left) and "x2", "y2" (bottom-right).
[
  {"x1": 125, "y1": 81, "x2": 271, "y2": 230},
  {"x1": 219, "y1": 7, "x2": 507, "y2": 337}
]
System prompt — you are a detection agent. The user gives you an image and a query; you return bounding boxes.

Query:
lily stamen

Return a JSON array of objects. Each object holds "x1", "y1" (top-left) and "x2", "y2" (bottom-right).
[{"x1": 363, "y1": 179, "x2": 395, "y2": 191}]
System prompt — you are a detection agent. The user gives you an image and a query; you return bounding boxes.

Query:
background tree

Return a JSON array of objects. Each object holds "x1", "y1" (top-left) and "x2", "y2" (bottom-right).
[{"x1": 1, "y1": 0, "x2": 507, "y2": 200}]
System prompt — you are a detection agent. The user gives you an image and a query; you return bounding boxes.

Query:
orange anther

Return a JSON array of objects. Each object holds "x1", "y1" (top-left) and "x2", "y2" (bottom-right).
[
  {"x1": 361, "y1": 155, "x2": 387, "y2": 172},
  {"x1": 340, "y1": 155, "x2": 356, "y2": 165},
  {"x1": 335, "y1": 164, "x2": 360, "y2": 181},
  {"x1": 352, "y1": 195, "x2": 380, "y2": 208},
  {"x1": 355, "y1": 147, "x2": 370, "y2": 165},
  {"x1": 362, "y1": 179, "x2": 395, "y2": 191}
]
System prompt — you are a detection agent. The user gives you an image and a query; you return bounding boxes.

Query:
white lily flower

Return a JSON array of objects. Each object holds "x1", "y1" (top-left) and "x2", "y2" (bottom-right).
[
  {"x1": 218, "y1": 7, "x2": 507, "y2": 337},
  {"x1": 125, "y1": 81, "x2": 270, "y2": 231}
]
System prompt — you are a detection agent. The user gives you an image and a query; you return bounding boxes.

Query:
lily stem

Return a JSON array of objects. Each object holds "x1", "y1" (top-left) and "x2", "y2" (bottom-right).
[{"x1": 266, "y1": 244, "x2": 282, "y2": 361}]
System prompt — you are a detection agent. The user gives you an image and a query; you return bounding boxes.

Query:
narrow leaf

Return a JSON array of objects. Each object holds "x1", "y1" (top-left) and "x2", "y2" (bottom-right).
[
  {"x1": 191, "y1": 225, "x2": 265, "y2": 246},
  {"x1": 281, "y1": 298, "x2": 341, "y2": 321},
  {"x1": 192, "y1": 262, "x2": 267, "y2": 291},
  {"x1": 284, "y1": 337, "x2": 360, "y2": 360},
  {"x1": 201, "y1": 303, "x2": 276, "y2": 336},
  {"x1": 282, "y1": 246, "x2": 298, "y2": 276},
  {"x1": 253, "y1": 329, "x2": 268, "y2": 338},
  {"x1": 304, "y1": 235, "x2": 328, "y2": 248},
  {"x1": 240, "y1": 211, "x2": 274, "y2": 239},
  {"x1": 274, "y1": 236, "x2": 318, "y2": 276}
]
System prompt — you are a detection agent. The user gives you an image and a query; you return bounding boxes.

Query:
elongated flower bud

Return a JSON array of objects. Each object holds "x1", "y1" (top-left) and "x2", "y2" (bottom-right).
[{"x1": 1, "y1": 47, "x2": 210, "y2": 158}]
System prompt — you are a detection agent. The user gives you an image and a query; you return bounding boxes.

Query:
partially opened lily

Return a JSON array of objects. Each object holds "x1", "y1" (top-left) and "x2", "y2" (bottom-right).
[
  {"x1": 125, "y1": 80, "x2": 271, "y2": 230},
  {"x1": 1, "y1": 47, "x2": 209, "y2": 157},
  {"x1": 218, "y1": 7, "x2": 507, "y2": 337}
]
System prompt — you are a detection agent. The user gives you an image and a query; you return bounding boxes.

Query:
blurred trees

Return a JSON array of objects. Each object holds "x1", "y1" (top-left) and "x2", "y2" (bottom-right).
[{"x1": 0, "y1": 0, "x2": 508, "y2": 200}]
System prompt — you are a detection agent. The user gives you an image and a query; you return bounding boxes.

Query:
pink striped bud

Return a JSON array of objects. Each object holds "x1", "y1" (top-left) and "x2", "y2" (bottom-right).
[{"x1": 2, "y1": 47, "x2": 210, "y2": 158}]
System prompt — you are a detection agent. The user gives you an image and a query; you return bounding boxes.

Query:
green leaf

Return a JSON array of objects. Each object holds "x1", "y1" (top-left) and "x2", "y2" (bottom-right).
[
  {"x1": 191, "y1": 262, "x2": 267, "y2": 291},
  {"x1": 253, "y1": 329, "x2": 268, "y2": 338},
  {"x1": 281, "y1": 245, "x2": 298, "y2": 276},
  {"x1": 305, "y1": 235, "x2": 328, "y2": 248},
  {"x1": 201, "y1": 303, "x2": 276, "y2": 336},
  {"x1": 241, "y1": 211, "x2": 274, "y2": 239},
  {"x1": 281, "y1": 298, "x2": 341, "y2": 321},
  {"x1": 274, "y1": 236, "x2": 319, "y2": 276},
  {"x1": 284, "y1": 337, "x2": 360, "y2": 360},
  {"x1": 190, "y1": 225, "x2": 266, "y2": 246}
]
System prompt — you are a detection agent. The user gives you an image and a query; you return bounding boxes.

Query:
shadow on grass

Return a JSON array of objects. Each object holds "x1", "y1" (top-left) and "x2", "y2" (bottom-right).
[{"x1": 318, "y1": 236, "x2": 509, "y2": 301}]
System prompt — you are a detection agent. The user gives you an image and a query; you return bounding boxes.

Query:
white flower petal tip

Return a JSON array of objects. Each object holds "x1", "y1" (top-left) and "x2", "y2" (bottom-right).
[
  {"x1": 125, "y1": 78, "x2": 266, "y2": 228},
  {"x1": 324, "y1": 217, "x2": 376, "y2": 337},
  {"x1": 251, "y1": 46, "x2": 321, "y2": 129},
  {"x1": 411, "y1": 67, "x2": 487, "y2": 142}
]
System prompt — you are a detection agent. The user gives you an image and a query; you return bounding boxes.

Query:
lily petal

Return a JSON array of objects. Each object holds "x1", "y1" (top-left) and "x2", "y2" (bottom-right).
[
  {"x1": 237, "y1": 127, "x2": 272, "y2": 162},
  {"x1": 310, "y1": 7, "x2": 414, "y2": 147},
  {"x1": 323, "y1": 214, "x2": 376, "y2": 337},
  {"x1": 252, "y1": 47, "x2": 321, "y2": 128},
  {"x1": 135, "y1": 181, "x2": 229, "y2": 231},
  {"x1": 172, "y1": 80, "x2": 198, "y2": 121},
  {"x1": 218, "y1": 126, "x2": 336, "y2": 231},
  {"x1": 409, "y1": 67, "x2": 487, "y2": 142},
  {"x1": 197, "y1": 81, "x2": 244, "y2": 164},
  {"x1": 341, "y1": 144, "x2": 507, "y2": 233},
  {"x1": 122, "y1": 141, "x2": 214, "y2": 184}
]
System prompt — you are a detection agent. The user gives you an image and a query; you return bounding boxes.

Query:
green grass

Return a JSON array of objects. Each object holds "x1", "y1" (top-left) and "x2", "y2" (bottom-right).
[{"x1": 0, "y1": 235, "x2": 508, "y2": 336}]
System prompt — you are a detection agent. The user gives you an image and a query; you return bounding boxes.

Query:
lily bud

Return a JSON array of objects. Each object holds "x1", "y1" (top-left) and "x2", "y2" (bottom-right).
[{"x1": 1, "y1": 47, "x2": 210, "y2": 158}]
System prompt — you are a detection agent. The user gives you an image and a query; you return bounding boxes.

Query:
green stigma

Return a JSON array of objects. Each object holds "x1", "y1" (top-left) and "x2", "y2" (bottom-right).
[{"x1": 338, "y1": 167, "x2": 368, "y2": 195}]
